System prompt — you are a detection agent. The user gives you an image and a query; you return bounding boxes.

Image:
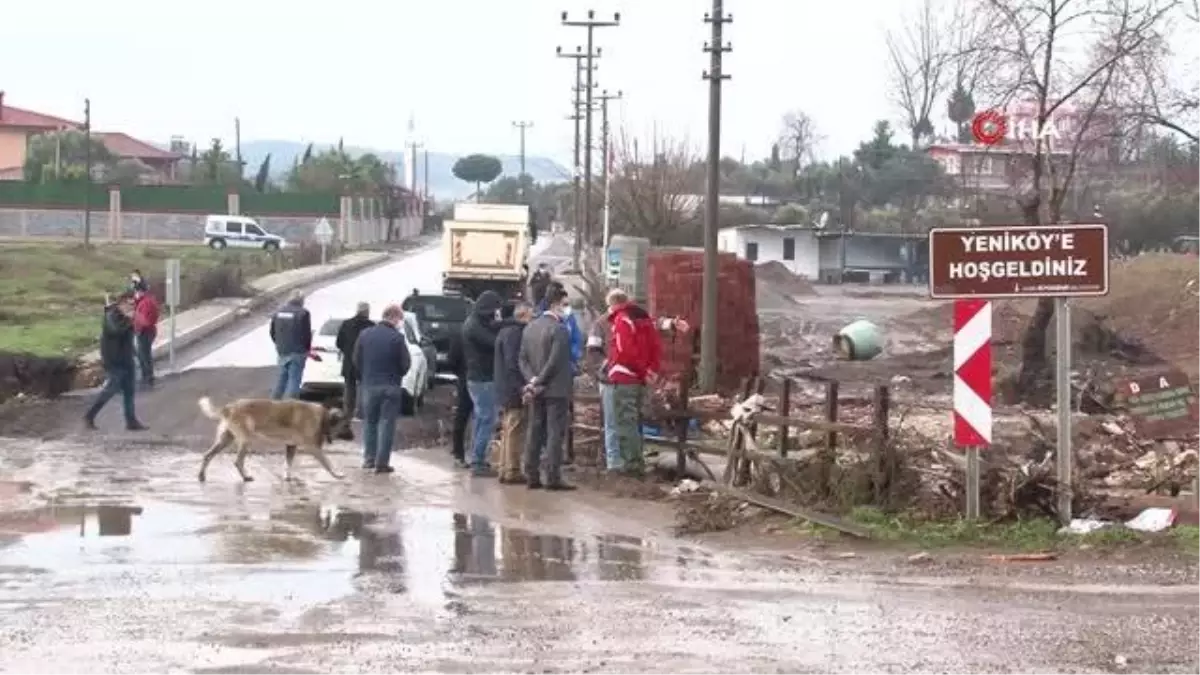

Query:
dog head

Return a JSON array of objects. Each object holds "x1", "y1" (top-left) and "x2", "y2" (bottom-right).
[{"x1": 320, "y1": 407, "x2": 348, "y2": 445}]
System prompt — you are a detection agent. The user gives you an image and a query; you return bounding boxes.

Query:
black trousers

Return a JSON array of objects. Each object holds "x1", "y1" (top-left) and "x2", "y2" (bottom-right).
[
  {"x1": 452, "y1": 378, "x2": 473, "y2": 461},
  {"x1": 343, "y1": 375, "x2": 360, "y2": 419}
]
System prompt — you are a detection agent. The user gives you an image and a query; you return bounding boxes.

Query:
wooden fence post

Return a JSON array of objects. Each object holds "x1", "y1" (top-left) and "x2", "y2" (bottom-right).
[
  {"x1": 778, "y1": 378, "x2": 792, "y2": 458},
  {"x1": 821, "y1": 380, "x2": 840, "y2": 495},
  {"x1": 872, "y1": 385, "x2": 892, "y2": 504},
  {"x1": 675, "y1": 366, "x2": 693, "y2": 476}
]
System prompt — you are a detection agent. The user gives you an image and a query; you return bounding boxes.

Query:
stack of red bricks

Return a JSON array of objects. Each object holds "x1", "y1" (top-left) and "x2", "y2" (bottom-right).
[{"x1": 646, "y1": 250, "x2": 760, "y2": 393}]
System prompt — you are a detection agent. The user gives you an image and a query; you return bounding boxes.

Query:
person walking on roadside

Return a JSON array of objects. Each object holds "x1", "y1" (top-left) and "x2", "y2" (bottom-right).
[
  {"x1": 131, "y1": 283, "x2": 160, "y2": 388},
  {"x1": 269, "y1": 291, "x2": 313, "y2": 399},
  {"x1": 461, "y1": 290, "x2": 504, "y2": 477},
  {"x1": 353, "y1": 304, "x2": 411, "y2": 474},
  {"x1": 447, "y1": 328, "x2": 473, "y2": 469},
  {"x1": 84, "y1": 292, "x2": 148, "y2": 432},
  {"x1": 518, "y1": 285, "x2": 576, "y2": 491},
  {"x1": 335, "y1": 301, "x2": 374, "y2": 420},
  {"x1": 602, "y1": 288, "x2": 664, "y2": 475},
  {"x1": 529, "y1": 263, "x2": 551, "y2": 306},
  {"x1": 494, "y1": 300, "x2": 534, "y2": 484}
]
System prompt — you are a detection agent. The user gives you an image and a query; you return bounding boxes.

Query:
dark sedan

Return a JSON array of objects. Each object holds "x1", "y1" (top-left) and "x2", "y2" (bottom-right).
[{"x1": 402, "y1": 294, "x2": 474, "y2": 373}]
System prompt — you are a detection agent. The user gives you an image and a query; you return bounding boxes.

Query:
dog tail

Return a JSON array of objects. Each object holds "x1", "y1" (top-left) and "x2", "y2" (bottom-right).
[{"x1": 197, "y1": 396, "x2": 223, "y2": 420}]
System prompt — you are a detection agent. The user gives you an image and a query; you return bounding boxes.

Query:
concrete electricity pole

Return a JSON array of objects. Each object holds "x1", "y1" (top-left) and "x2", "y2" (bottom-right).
[
  {"x1": 512, "y1": 120, "x2": 533, "y2": 198},
  {"x1": 700, "y1": 0, "x2": 732, "y2": 393},
  {"x1": 83, "y1": 98, "x2": 92, "y2": 247},
  {"x1": 556, "y1": 45, "x2": 599, "y2": 271},
  {"x1": 405, "y1": 140, "x2": 423, "y2": 196},
  {"x1": 596, "y1": 89, "x2": 623, "y2": 253},
  {"x1": 561, "y1": 10, "x2": 620, "y2": 270}
]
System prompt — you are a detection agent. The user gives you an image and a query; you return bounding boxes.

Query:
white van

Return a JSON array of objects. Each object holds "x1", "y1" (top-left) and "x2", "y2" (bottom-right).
[{"x1": 203, "y1": 215, "x2": 288, "y2": 251}]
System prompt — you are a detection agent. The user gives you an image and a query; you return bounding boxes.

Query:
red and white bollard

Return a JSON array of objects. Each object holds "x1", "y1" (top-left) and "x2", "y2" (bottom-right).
[{"x1": 953, "y1": 299, "x2": 991, "y2": 519}]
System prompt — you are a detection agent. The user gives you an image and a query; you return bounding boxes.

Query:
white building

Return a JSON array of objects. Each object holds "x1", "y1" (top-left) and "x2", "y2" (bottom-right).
[
  {"x1": 717, "y1": 224, "x2": 822, "y2": 278},
  {"x1": 718, "y1": 224, "x2": 927, "y2": 283}
]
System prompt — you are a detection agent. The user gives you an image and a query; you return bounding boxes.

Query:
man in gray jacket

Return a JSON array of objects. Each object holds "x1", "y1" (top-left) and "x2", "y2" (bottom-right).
[{"x1": 518, "y1": 285, "x2": 576, "y2": 491}]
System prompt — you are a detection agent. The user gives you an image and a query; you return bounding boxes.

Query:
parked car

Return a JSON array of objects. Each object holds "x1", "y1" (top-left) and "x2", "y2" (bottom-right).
[
  {"x1": 299, "y1": 313, "x2": 430, "y2": 415},
  {"x1": 401, "y1": 293, "x2": 474, "y2": 375},
  {"x1": 203, "y1": 215, "x2": 288, "y2": 251}
]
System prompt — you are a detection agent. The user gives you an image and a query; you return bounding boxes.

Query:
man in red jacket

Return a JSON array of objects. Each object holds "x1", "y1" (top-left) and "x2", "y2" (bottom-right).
[
  {"x1": 131, "y1": 284, "x2": 160, "y2": 387},
  {"x1": 603, "y1": 288, "x2": 664, "y2": 475}
]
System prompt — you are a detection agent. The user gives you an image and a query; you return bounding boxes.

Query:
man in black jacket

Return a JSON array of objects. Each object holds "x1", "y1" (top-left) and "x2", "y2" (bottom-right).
[
  {"x1": 335, "y1": 302, "x2": 374, "y2": 420},
  {"x1": 352, "y1": 304, "x2": 411, "y2": 474},
  {"x1": 446, "y1": 328, "x2": 472, "y2": 468},
  {"x1": 493, "y1": 301, "x2": 534, "y2": 484},
  {"x1": 461, "y1": 290, "x2": 504, "y2": 477},
  {"x1": 84, "y1": 292, "x2": 148, "y2": 431},
  {"x1": 269, "y1": 291, "x2": 313, "y2": 399}
]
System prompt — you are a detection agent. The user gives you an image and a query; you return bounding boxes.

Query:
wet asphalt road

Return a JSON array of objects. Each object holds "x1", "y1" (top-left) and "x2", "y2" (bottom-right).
[{"x1": 0, "y1": 240, "x2": 1197, "y2": 673}]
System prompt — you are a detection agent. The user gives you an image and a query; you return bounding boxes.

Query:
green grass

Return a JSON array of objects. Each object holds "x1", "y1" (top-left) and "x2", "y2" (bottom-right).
[
  {"x1": 798, "y1": 506, "x2": 1200, "y2": 553},
  {"x1": 0, "y1": 243, "x2": 293, "y2": 358}
]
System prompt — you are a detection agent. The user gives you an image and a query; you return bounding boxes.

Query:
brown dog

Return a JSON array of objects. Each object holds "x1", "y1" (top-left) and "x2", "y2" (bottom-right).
[{"x1": 196, "y1": 396, "x2": 347, "y2": 482}]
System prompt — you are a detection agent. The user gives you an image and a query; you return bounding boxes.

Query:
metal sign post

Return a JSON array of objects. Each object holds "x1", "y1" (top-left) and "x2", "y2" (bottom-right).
[
  {"x1": 164, "y1": 258, "x2": 181, "y2": 372},
  {"x1": 315, "y1": 217, "x2": 334, "y2": 264},
  {"x1": 929, "y1": 223, "x2": 1110, "y2": 523}
]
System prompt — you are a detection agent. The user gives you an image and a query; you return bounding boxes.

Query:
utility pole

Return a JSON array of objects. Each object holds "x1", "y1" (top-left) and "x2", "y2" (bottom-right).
[
  {"x1": 562, "y1": 10, "x2": 620, "y2": 271},
  {"x1": 422, "y1": 148, "x2": 430, "y2": 215},
  {"x1": 234, "y1": 117, "x2": 243, "y2": 175},
  {"x1": 405, "y1": 140, "x2": 423, "y2": 196},
  {"x1": 512, "y1": 120, "x2": 533, "y2": 199},
  {"x1": 700, "y1": 0, "x2": 732, "y2": 393},
  {"x1": 596, "y1": 89, "x2": 623, "y2": 253},
  {"x1": 83, "y1": 98, "x2": 92, "y2": 247},
  {"x1": 556, "y1": 45, "x2": 599, "y2": 270}
]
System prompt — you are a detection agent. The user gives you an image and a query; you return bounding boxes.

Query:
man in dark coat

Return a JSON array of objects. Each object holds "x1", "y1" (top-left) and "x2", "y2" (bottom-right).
[
  {"x1": 269, "y1": 291, "x2": 313, "y2": 399},
  {"x1": 447, "y1": 328, "x2": 472, "y2": 468},
  {"x1": 518, "y1": 284, "x2": 575, "y2": 491},
  {"x1": 493, "y1": 301, "x2": 534, "y2": 484},
  {"x1": 84, "y1": 292, "x2": 148, "y2": 431},
  {"x1": 528, "y1": 263, "x2": 551, "y2": 306},
  {"x1": 335, "y1": 301, "x2": 374, "y2": 420},
  {"x1": 353, "y1": 304, "x2": 411, "y2": 474},
  {"x1": 461, "y1": 290, "x2": 504, "y2": 477}
]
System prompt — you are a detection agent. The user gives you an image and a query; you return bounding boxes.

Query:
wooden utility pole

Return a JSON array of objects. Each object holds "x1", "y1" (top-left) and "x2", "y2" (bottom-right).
[
  {"x1": 83, "y1": 98, "x2": 92, "y2": 247},
  {"x1": 556, "y1": 45, "x2": 600, "y2": 270},
  {"x1": 700, "y1": 0, "x2": 732, "y2": 392},
  {"x1": 512, "y1": 120, "x2": 533, "y2": 199},
  {"x1": 561, "y1": 10, "x2": 620, "y2": 270}
]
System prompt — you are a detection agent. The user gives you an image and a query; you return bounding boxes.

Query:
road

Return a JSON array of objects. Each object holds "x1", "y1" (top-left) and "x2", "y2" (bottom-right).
[{"x1": 0, "y1": 238, "x2": 1196, "y2": 673}]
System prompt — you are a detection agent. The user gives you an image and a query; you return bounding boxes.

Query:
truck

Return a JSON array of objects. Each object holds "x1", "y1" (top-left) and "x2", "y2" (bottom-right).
[{"x1": 441, "y1": 202, "x2": 536, "y2": 300}]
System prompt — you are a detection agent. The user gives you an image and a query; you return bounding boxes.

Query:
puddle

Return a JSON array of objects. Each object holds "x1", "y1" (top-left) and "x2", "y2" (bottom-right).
[{"x1": 0, "y1": 498, "x2": 754, "y2": 612}]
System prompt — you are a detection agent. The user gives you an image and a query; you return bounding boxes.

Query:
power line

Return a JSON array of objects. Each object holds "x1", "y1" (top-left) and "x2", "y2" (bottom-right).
[
  {"x1": 556, "y1": 44, "x2": 601, "y2": 271},
  {"x1": 561, "y1": 9, "x2": 620, "y2": 270},
  {"x1": 700, "y1": 0, "x2": 732, "y2": 393}
]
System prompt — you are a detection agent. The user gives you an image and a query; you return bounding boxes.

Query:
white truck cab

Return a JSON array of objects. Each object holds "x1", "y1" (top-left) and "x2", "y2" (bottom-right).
[{"x1": 203, "y1": 215, "x2": 288, "y2": 251}]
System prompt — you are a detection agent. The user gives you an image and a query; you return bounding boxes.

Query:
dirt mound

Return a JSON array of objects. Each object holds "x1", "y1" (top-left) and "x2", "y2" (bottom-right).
[
  {"x1": 0, "y1": 352, "x2": 76, "y2": 403},
  {"x1": 755, "y1": 261, "x2": 816, "y2": 297}
]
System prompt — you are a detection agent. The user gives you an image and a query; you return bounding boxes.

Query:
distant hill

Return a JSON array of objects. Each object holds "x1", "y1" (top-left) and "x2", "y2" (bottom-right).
[{"x1": 239, "y1": 140, "x2": 569, "y2": 200}]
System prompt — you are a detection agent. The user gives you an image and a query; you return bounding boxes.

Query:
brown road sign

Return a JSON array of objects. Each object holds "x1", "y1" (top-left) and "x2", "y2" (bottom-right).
[
  {"x1": 1115, "y1": 371, "x2": 1198, "y2": 438},
  {"x1": 928, "y1": 224, "x2": 1109, "y2": 299}
]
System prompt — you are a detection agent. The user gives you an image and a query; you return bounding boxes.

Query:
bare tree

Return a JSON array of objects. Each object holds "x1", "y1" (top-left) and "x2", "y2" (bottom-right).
[
  {"x1": 886, "y1": 0, "x2": 955, "y2": 148},
  {"x1": 1118, "y1": 2, "x2": 1198, "y2": 142},
  {"x1": 777, "y1": 110, "x2": 822, "y2": 174},
  {"x1": 606, "y1": 130, "x2": 703, "y2": 246},
  {"x1": 978, "y1": 0, "x2": 1175, "y2": 399}
]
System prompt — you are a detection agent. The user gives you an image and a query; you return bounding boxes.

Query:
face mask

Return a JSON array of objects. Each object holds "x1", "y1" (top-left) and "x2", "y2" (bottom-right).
[
  {"x1": 494, "y1": 309, "x2": 502, "y2": 321},
  {"x1": 560, "y1": 305, "x2": 573, "y2": 317}
]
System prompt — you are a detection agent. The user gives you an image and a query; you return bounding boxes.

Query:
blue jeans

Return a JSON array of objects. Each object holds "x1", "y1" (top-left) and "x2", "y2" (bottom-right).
[
  {"x1": 599, "y1": 382, "x2": 622, "y2": 470},
  {"x1": 271, "y1": 353, "x2": 307, "y2": 399},
  {"x1": 466, "y1": 380, "x2": 498, "y2": 472},
  {"x1": 85, "y1": 366, "x2": 138, "y2": 427},
  {"x1": 362, "y1": 384, "x2": 403, "y2": 469}
]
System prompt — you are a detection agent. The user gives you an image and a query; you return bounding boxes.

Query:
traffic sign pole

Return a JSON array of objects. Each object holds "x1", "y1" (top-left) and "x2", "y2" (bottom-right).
[
  {"x1": 1055, "y1": 298, "x2": 1073, "y2": 524},
  {"x1": 954, "y1": 299, "x2": 991, "y2": 520},
  {"x1": 165, "y1": 259, "x2": 181, "y2": 373}
]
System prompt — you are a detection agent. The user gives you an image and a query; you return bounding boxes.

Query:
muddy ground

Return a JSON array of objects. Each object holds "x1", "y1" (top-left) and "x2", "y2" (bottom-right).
[{"x1": 0, "y1": 247, "x2": 1196, "y2": 673}]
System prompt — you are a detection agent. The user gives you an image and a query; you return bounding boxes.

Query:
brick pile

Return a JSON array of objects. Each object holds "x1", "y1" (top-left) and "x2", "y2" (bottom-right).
[{"x1": 646, "y1": 250, "x2": 760, "y2": 393}]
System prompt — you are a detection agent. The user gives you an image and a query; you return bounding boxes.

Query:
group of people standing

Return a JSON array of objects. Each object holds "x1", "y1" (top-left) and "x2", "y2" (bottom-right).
[
  {"x1": 83, "y1": 269, "x2": 161, "y2": 431},
  {"x1": 447, "y1": 263, "x2": 679, "y2": 490}
]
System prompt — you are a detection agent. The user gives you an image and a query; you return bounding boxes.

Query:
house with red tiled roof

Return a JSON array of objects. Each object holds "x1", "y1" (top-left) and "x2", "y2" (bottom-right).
[{"x1": 0, "y1": 91, "x2": 183, "y2": 182}]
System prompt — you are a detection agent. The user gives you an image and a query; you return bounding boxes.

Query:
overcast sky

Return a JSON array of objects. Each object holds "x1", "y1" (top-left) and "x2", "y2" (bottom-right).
[{"x1": 4, "y1": 0, "x2": 942, "y2": 164}]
